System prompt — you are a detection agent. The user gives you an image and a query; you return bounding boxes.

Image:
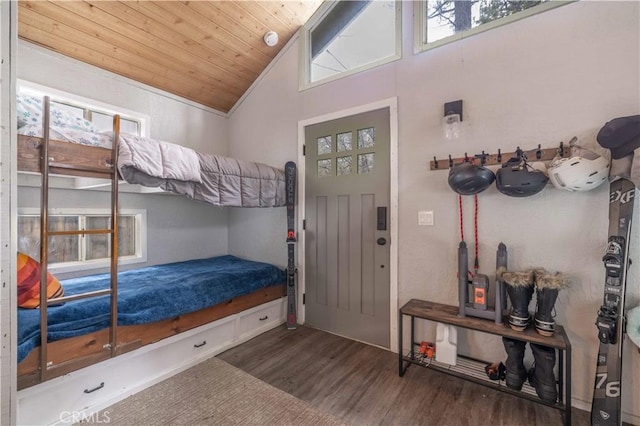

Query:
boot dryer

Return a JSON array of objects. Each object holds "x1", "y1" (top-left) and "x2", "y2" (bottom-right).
[
  {"x1": 534, "y1": 269, "x2": 567, "y2": 336},
  {"x1": 501, "y1": 269, "x2": 534, "y2": 331},
  {"x1": 528, "y1": 343, "x2": 558, "y2": 403},
  {"x1": 502, "y1": 337, "x2": 527, "y2": 390}
]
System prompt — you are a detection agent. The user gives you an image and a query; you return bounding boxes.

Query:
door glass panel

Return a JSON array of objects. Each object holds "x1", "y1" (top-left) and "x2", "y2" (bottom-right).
[
  {"x1": 317, "y1": 136, "x2": 332, "y2": 155},
  {"x1": 337, "y1": 132, "x2": 353, "y2": 152},
  {"x1": 358, "y1": 153, "x2": 375, "y2": 174},
  {"x1": 318, "y1": 159, "x2": 333, "y2": 177},
  {"x1": 358, "y1": 127, "x2": 375, "y2": 149},
  {"x1": 337, "y1": 156, "x2": 353, "y2": 176}
]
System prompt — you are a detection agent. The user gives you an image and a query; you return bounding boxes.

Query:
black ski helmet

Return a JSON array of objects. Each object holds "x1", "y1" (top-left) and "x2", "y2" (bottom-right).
[
  {"x1": 496, "y1": 157, "x2": 549, "y2": 197},
  {"x1": 448, "y1": 162, "x2": 496, "y2": 195}
]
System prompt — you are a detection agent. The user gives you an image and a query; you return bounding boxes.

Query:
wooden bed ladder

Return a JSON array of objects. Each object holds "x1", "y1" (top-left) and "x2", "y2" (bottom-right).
[{"x1": 37, "y1": 96, "x2": 121, "y2": 381}]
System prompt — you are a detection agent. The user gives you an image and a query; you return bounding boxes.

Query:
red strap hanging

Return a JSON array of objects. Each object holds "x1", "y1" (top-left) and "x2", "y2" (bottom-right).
[{"x1": 458, "y1": 193, "x2": 481, "y2": 275}]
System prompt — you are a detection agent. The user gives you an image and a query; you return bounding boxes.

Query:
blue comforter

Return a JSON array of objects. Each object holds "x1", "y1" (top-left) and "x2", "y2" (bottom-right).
[{"x1": 18, "y1": 255, "x2": 285, "y2": 363}]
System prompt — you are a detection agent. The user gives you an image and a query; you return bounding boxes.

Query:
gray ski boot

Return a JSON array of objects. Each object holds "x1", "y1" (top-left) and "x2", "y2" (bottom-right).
[
  {"x1": 501, "y1": 269, "x2": 534, "y2": 331},
  {"x1": 502, "y1": 337, "x2": 528, "y2": 390},
  {"x1": 528, "y1": 343, "x2": 558, "y2": 403},
  {"x1": 534, "y1": 269, "x2": 567, "y2": 336}
]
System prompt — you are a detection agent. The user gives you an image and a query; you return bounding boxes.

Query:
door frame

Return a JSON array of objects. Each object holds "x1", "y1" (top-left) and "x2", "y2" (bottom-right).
[{"x1": 296, "y1": 97, "x2": 398, "y2": 352}]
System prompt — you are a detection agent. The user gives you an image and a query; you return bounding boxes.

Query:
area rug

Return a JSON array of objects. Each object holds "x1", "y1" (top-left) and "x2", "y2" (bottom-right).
[{"x1": 85, "y1": 356, "x2": 345, "y2": 425}]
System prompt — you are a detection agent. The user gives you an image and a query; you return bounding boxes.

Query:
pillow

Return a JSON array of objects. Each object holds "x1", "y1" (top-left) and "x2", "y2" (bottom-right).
[{"x1": 17, "y1": 252, "x2": 64, "y2": 309}]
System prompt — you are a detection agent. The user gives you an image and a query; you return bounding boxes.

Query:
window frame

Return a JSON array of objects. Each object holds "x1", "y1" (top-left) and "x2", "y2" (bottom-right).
[
  {"x1": 18, "y1": 208, "x2": 147, "y2": 274},
  {"x1": 17, "y1": 79, "x2": 150, "y2": 137},
  {"x1": 299, "y1": 0, "x2": 403, "y2": 91},
  {"x1": 413, "y1": 1, "x2": 573, "y2": 54}
]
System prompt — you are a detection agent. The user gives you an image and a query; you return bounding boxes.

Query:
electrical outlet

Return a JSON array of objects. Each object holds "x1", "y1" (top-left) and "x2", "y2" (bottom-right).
[{"x1": 418, "y1": 211, "x2": 434, "y2": 226}]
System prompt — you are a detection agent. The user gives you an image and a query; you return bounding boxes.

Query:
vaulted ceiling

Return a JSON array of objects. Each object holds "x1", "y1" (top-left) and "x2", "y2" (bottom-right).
[{"x1": 17, "y1": 1, "x2": 323, "y2": 113}]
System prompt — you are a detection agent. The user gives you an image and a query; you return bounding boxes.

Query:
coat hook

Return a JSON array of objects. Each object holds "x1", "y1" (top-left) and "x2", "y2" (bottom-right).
[
  {"x1": 433, "y1": 156, "x2": 438, "y2": 169},
  {"x1": 497, "y1": 149, "x2": 502, "y2": 163},
  {"x1": 536, "y1": 144, "x2": 542, "y2": 160},
  {"x1": 464, "y1": 152, "x2": 469, "y2": 162},
  {"x1": 558, "y1": 141, "x2": 564, "y2": 157},
  {"x1": 475, "y1": 150, "x2": 487, "y2": 165},
  {"x1": 448, "y1": 155, "x2": 453, "y2": 168}
]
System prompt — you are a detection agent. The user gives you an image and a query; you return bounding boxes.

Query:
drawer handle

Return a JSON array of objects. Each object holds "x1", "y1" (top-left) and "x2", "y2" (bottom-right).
[
  {"x1": 259, "y1": 315, "x2": 269, "y2": 321},
  {"x1": 84, "y1": 382, "x2": 104, "y2": 394},
  {"x1": 194, "y1": 340, "x2": 207, "y2": 348}
]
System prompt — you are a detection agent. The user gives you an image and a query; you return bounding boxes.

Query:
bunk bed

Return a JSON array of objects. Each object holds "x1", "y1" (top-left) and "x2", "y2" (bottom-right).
[{"x1": 15, "y1": 95, "x2": 289, "y2": 394}]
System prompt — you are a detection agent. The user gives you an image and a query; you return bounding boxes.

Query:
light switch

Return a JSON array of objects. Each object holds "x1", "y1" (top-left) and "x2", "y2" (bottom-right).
[{"x1": 418, "y1": 211, "x2": 434, "y2": 226}]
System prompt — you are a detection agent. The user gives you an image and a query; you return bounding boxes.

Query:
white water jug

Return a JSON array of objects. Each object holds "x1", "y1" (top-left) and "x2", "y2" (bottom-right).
[{"x1": 435, "y1": 323, "x2": 458, "y2": 366}]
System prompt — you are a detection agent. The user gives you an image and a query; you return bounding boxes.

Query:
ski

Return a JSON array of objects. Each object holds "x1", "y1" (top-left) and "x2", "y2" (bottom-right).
[
  {"x1": 591, "y1": 178, "x2": 636, "y2": 425},
  {"x1": 285, "y1": 161, "x2": 297, "y2": 330}
]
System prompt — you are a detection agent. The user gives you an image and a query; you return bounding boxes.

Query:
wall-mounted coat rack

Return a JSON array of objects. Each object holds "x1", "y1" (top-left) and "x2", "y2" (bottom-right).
[{"x1": 430, "y1": 143, "x2": 571, "y2": 171}]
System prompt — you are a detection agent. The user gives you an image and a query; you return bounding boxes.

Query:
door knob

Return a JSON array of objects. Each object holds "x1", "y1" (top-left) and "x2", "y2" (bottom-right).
[{"x1": 377, "y1": 237, "x2": 387, "y2": 246}]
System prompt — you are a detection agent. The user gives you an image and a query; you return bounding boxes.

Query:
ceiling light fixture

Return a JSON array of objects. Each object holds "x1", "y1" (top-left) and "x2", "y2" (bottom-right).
[{"x1": 263, "y1": 31, "x2": 279, "y2": 47}]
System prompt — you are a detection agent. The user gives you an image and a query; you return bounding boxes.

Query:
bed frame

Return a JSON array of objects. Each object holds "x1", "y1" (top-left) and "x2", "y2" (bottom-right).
[
  {"x1": 17, "y1": 283, "x2": 284, "y2": 390},
  {"x1": 17, "y1": 97, "x2": 286, "y2": 390}
]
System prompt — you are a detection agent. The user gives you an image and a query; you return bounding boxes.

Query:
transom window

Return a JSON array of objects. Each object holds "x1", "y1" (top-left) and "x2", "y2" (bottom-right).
[
  {"x1": 18, "y1": 209, "x2": 147, "y2": 273},
  {"x1": 300, "y1": 0, "x2": 402, "y2": 90},
  {"x1": 414, "y1": 1, "x2": 571, "y2": 53}
]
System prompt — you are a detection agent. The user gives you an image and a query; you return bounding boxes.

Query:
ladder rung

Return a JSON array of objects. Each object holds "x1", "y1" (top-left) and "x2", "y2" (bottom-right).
[
  {"x1": 47, "y1": 229, "x2": 113, "y2": 236},
  {"x1": 48, "y1": 289, "x2": 112, "y2": 305}
]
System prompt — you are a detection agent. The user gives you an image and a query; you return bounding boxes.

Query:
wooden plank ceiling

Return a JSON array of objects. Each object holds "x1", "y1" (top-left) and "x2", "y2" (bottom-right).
[{"x1": 17, "y1": 1, "x2": 322, "y2": 113}]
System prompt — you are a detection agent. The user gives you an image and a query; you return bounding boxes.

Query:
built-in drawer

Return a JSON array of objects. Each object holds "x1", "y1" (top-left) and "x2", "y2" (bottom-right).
[
  {"x1": 236, "y1": 297, "x2": 286, "y2": 339},
  {"x1": 18, "y1": 317, "x2": 237, "y2": 426}
]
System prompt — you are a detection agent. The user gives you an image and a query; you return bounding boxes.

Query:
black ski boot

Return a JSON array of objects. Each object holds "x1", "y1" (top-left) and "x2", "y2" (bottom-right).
[
  {"x1": 528, "y1": 343, "x2": 558, "y2": 403},
  {"x1": 502, "y1": 269, "x2": 534, "y2": 331},
  {"x1": 534, "y1": 269, "x2": 567, "y2": 336},
  {"x1": 502, "y1": 337, "x2": 528, "y2": 390}
]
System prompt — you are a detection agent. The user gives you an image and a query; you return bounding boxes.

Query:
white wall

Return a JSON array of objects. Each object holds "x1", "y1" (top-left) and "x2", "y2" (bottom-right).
[
  {"x1": 228, "y1": 1, "x2": 640, "y2": 419},
  {"x1": 17, "y1": 42, "x2": 231, "y2": 270}
]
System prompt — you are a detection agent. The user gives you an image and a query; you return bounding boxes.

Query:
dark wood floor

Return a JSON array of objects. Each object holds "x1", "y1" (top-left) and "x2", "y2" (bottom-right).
[{"x1": 218, "y1": 325, "x2": 590, "y2": 426}]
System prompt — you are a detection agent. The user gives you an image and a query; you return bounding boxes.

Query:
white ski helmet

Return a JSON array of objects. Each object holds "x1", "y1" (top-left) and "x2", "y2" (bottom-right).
[{"x1": 548, "y1": 145, "x2": 610, "y2": 192}]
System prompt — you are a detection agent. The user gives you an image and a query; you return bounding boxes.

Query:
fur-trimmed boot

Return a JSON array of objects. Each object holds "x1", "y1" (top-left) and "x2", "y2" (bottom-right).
[
  {"x1": 501, "y1": 269, "x2": 534, "y2": 331},
  {"x1": 533, "y1": 269, "x2": 567, "y2": 336},
  {"x1": 528, "y1": 343, "x2": 558, "y2": 403},
  {"x1": 502, "y1": 337, "x2": 528, "y2": 390}
]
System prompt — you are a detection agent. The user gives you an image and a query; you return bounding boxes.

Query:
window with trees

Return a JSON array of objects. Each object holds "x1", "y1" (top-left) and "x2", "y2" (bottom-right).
[
  {"x1": 415, "y1": 1, "x2": 571, "y2": 53},
  {"x1": 18, "y1": 209, "x2": 147, "y2": 273}
]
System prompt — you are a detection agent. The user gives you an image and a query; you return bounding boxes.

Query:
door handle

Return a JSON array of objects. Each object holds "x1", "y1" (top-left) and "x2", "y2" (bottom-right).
[{"x1": 377, "y1": 237, "x2": 387, "y2": 246}]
